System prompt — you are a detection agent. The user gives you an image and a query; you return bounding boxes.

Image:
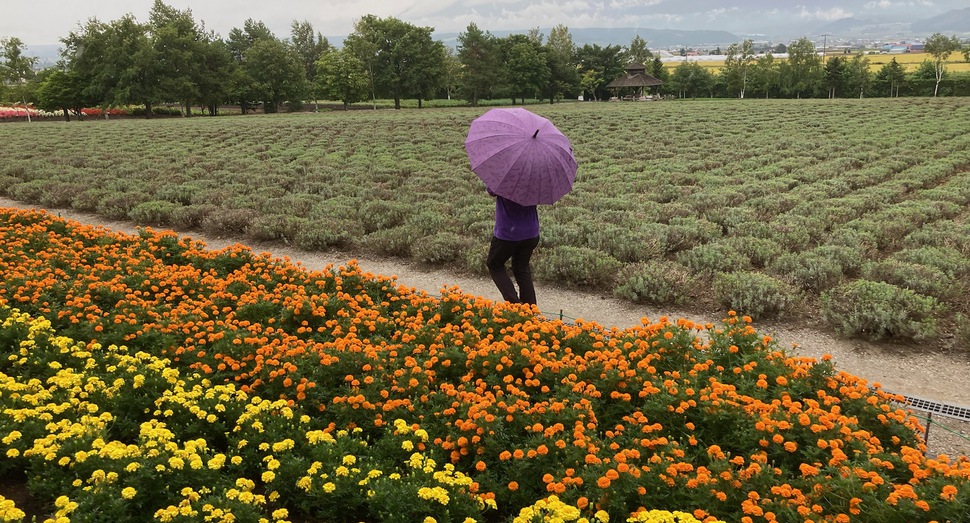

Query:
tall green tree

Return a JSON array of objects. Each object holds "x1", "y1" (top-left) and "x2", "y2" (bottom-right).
[
  {"x1": 722, "y1": 39, "x2": 755, "y2": 98},
  {"x1": 649, "y1": 57, "x2": 670, "y2": 95},
  {"x1": 344, "y1": 15, "x2": 443, "y2": 110},
  {"x1": 844, "y1": 55, "x2": 872, "y2": 99},
  {"x1": 34, "y1": 68, "x2": 93, "y2": 120},
  {"x1": 823, "y1": 56, "x2": 848, "y2": 98},
  {"x1": 290, "y1": 20, "x2": 330, "y2": 108},
  {"x1": 0, "y1": 36, "x2": 37, "y2": 103},
  {"x1": 61, "y1": 19, "x2": 112, "y2": 109},
  {"x1": 923, "y1": 33, "x2": 961, "y2": 97},
  {"x1": 227, "y1": 19, "x2": 278, "y2": 113},
  {"x1": 670, "y1": 60, "x2": 714, "y2": 99},
  {"x1": 504, "y1": 39, "x2": 549, "y2": 103},
  {"x1": 456, "y1": 22, "x2": 500, "y2": 106},
  {"x1": 576, "y1": 44, "x2": 624, "y2": 101},
  {"x1": 148, "y1": 0, "x2": 206, "y2": 116},
  {"x1": 195, "y1": 36, "x2": 235, "y2": 115},
  {"x1": 316, "y1": 47, "x2": 368, "y2": 109},
  {"x1": 243, "y1": 37, "x2": 306, "y2": 112},
  {"x1": 749, "y1": 53, "x2": 779, "y2": 98},
  {"x1": 625, "y1": 35, "x2": 652, "y2": 65},
  {"x1": 874, "y1": 57, "x2": 905, "y2": 97},
  {"x1": 441, "y1": 47, "x2": 461, "y2": 100},
  {"x1": 781, "y1": 37, "x2": 822, "y2": 98},
  {"x1": 543, "y1": 24, "x2": 579, "y2": 103},
  {"x1": 911, "y1": 59, "x2": 941, "y2": 97}
]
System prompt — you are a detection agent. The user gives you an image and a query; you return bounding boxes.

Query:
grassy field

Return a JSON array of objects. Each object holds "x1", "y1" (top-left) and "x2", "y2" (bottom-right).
[
  {"x1": 1, "y1": 98, "x2": 969, "y2": 345},
  {"x1": 673, "y1": 51, "x2": 970, "y2": 73}
]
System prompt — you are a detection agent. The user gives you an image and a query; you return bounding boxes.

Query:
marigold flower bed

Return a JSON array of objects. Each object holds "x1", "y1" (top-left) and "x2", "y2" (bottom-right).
[{"x1": 1, "y1": 208, "x2": 968, "y2": 523}]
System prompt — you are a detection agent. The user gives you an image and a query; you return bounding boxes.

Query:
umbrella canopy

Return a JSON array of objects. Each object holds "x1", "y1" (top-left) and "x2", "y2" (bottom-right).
[{"x1": 464, "y1": 107, "x2": 577, "y2": 206}]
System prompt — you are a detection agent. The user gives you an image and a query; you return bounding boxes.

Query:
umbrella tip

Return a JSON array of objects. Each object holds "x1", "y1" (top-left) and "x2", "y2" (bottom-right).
[{"x1": 532, "y1": 129, "x2": 539, "y2": 138}]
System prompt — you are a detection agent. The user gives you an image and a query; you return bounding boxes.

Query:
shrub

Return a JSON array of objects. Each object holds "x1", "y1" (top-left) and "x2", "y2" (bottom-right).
[
  {"x1": 722, "y1": 236, "x2": 784, "y2": 269},
  {"x1": 96, "y1": 191, "x2": 151, "y2": 221},
  {"x1": 596, "y1": 223, "x2": 668, "y2": 263},
  {"x1": 903, "y1": 220, "x2": 970, "y2": 254},
  {"x1": 292, "y1": 217, "x2": 362, "y2": 250},
  {"x1": 613, "y1": 260, "x2": 693, "y2": 306},
  {"x1": 677, "y1": 241, "x2": 751, "y2": 275},
  {"x1": 70, "y1": 188, "x2": 112, "y2": 212},
  {"x1": 769, "y1": 250, "x2": 847, "y2": 292},
  {"x1": 169, "y1": 204, "x2": 218, "y2": 230},
  {"x1": 362, "y1": 226, "x2": 418, "y2": 257},
  {"x1": 359, "y1": 200, "x2": 410, "y2": 234},
  {"x1": 862, "y1": 260, "x2": 954, "y2": 300},
  {"x1": 199, "y1": 207, "x2": 260, "y2": 236},
  {"x1": 712, "y1": 271, "x2": 798, "y2": 319},
  {"x1": 534, "y1": 245, "x2": 623, "y2": 289},
  {"x1": 39, "y1": 182, "x2": 86, "y2": 208},
  {"x1": 410, "y1": 231, "x2": 470, "y2": 265},
  {"x1": 128, "y1": 200, "x2": 181, "y2": 226},
  {"x1": 247, "y1": 213, "x2": 304, "y2": 243},
  {"x1": 665, "y1": 217, "x2": 721, "y2": 252},
  {"x1": 820, "y1": 280, "x2": 940, "y2": 341},
  {"x1": 893, "y1": 246, "x2": 969, "y2": 278},
  {"x1": 6, "y1": 179, "x2": 46, "y2": 202}
]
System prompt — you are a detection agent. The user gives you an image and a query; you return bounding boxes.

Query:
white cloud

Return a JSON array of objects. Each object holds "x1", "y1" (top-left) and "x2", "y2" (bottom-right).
[
  {"x1": 796, "y1": 6, "x2": 854, "y2": 20},
  {"x1": 705, "y1": 7, "x2": 739, "y2": 22}
]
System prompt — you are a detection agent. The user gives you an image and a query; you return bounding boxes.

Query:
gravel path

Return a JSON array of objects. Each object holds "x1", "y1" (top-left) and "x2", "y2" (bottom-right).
[{"x1": 3, "y1": 197, "x2": 968, "y2": 457}]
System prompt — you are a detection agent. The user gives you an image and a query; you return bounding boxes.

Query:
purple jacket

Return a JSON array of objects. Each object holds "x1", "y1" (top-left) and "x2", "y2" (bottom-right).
[{"x1": 492, "y1": 193, "x2": 539, "y2": 241}]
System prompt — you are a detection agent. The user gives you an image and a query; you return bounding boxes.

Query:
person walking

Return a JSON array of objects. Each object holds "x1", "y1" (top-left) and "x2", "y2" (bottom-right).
[
  {"x1": 464, "y1": 107, "x2": 578, "y2": 307},
  {"x1": 486, "y1": 189, "x2": 540, "y2": 305}
]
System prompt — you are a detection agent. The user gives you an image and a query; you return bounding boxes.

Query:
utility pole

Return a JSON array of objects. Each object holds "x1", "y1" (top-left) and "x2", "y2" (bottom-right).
[{"x1": 821, "y1": 34, "x2": 831, "y2": 59}]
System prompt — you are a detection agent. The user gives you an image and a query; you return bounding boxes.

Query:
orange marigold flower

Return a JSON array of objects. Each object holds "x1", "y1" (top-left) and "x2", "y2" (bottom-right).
[{"x1": 507, "y1": 481, "x2": 518, "y2": 491}]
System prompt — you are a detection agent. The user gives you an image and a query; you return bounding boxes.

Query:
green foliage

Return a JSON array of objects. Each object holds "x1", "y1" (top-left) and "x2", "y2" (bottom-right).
[
  {"x1": 769, "y1": 245, "x2": 861, "y2": 292},
  {"x1": 862, "y1": 259, "x2": 953, "y2": 300},
  {"x1": 362, "y1": 226, "x2": 417, "y2": 257},
  {"x1": 676, "y1": 241, "x2": 751, "y2": 275},
  {"x1": 128, "y1": 200, "x2": 180, "y2": 225},
  {"x1": 712, "y1": 271, "x2": 797, "y2": 319},
  {"x1": 893, "y1": 246, "x2": 969, "y2": 278},
  {"x1": 410, "y1": 231, "x2": 470, "y2": 265},
  {"x1": 613, "y1": 260, "x2": 693, "y2": 305},
  {"x1": 199, "y1": 207, "x2": 260, "y2": 235},
  {"x1": 534, "y1": 245, "x2": 622, "y2": 289},
  {"x1": 821, "y1": 280, "x2": 940, "y2": 341}
]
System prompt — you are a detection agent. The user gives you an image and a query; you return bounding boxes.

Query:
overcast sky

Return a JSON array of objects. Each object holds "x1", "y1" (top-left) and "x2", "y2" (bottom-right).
[{"x1": 2, "y1": 0, "x2": 965, "y2": 45}]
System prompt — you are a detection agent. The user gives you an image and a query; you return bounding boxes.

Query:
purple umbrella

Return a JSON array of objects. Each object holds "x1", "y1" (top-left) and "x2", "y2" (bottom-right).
[{"x1": 464, "y1": 107, "x2": 577, "y2": 206}]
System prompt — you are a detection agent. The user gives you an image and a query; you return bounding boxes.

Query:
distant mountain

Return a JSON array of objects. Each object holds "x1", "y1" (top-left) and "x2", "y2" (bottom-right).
[
  {"x1": 435, "y1": 27, "x2": 740, "y2": 49},
  {"x1": 911, "y1": 8, "x2": 970, "y2": 34}
]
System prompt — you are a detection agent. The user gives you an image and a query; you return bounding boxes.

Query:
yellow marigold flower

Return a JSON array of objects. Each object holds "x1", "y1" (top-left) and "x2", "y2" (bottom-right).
[
  {"x1": 342, "y1": 455, "x2": 357, "y2": 466},
  {"x1": 121, "y1": 487, "x2": 137, "y2": 499},
  {"x1": 297, "y1": 476, "x2": 312, "y2": 491},
  {"x1": 323, "y1": 482, "x2": 336, "y2": 493},
  {"x1": 262, "y1": 471, "x2": 276, "y2": 483}
]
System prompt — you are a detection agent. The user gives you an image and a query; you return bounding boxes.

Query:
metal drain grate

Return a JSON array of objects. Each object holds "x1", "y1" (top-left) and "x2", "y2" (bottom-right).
[{"x1": 892, "y1": 393, "x2": 970, "y2": 422}]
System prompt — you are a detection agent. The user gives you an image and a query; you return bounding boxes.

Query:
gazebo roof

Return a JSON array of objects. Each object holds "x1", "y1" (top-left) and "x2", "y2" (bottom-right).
[{"x1": 606, "y1": 72, "x2": 663, "y2": 88}]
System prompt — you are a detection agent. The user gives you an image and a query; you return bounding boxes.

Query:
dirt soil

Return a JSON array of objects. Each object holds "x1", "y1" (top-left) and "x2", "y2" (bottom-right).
[{"x1": 2, "y1": 197, "x2": 968, "y2": 458}]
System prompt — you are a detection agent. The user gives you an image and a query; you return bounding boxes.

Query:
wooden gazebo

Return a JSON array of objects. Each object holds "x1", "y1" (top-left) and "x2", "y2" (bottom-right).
[{"x1": 607, "y1": 63, "x2": 663, "y2": 100}]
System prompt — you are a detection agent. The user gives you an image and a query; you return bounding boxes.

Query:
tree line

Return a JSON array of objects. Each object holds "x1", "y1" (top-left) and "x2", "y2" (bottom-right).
[{"x1": 1, "y1": 0, "x2": 969, "y2": 119}]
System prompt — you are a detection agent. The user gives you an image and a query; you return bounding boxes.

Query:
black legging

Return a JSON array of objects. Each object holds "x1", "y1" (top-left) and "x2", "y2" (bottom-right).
[{"x1": 486, "y1": 235, "x2": 540, "y2": 305}]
